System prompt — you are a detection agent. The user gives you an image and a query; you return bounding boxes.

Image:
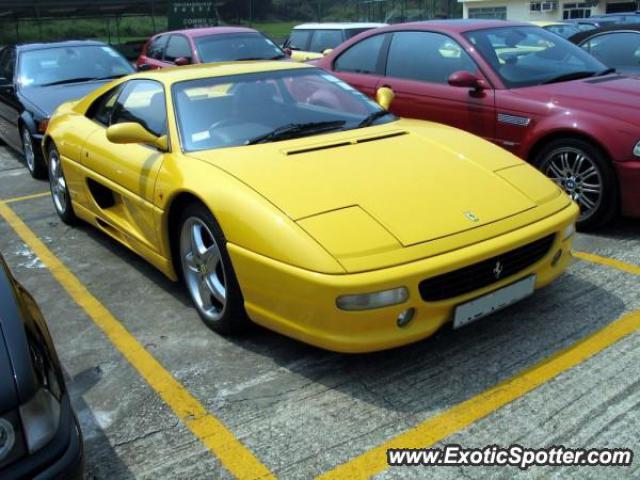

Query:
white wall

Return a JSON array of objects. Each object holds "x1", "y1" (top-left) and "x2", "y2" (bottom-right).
[{"x1": 461, "y1": 0, "x2": 608, "y2": 22}]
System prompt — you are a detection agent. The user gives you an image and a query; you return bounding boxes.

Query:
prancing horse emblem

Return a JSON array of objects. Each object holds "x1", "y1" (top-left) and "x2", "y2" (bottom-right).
[
  {"x1": 464, "y1": 211, "x2": 480, "y2": 222},
  {"x1": 493, "y1": 261, "x2": 504, "y2": 280}
]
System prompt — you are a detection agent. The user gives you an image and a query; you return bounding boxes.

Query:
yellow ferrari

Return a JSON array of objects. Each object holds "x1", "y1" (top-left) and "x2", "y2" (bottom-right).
[{"x1": 44, "y1": 62, "x2": 578, "y2": 353}]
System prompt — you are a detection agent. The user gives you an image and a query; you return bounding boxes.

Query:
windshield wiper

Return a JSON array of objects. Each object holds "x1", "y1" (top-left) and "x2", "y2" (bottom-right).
[
  {"x1": 245, "y1": 121, "x2": 346, "y2": 145},
  {"x1": 542, "y1": 71, "x2": 600, "y2": 85},
  {"x1": 358, "y1": 110, "x2": 395, "y2": 128},
  {"x1": 39, "y1": 74, "x2": 127, "y2": 87},
  {"x1": 595, "y1": 67, "x2": 616, "y2": 76}
]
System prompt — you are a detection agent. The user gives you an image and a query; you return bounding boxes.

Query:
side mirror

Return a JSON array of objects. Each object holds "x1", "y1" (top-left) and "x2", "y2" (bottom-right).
[
  {"x1": 283, "y1": 47, "x2": 292, "y2": 57},
  {"x1": 375, "y1": 86, "x2": 395, "y2": 111},
  {"x1": 106, "y1": 123, "x2": 168, "y2": 151},
  {"x1": 137, "y1": 63, "x2": 152, "y2": 72},
  {"x1": 322, "y1": 48, "x2": 333, "y2": 56},
  {"x1": 448, "y1": 71, "x2": 487, "y2": 91},
  {"x1": 174, "y1": 57, "x2": 191, "y2": 66}
]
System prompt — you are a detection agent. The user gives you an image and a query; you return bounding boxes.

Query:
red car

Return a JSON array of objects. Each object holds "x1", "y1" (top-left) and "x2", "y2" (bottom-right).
[
  {"x1": 315, "y1": 20, "x2": 640, "y2": 229},
  {"x1": 136, "y1": 26, "x2": 286, "y2": 70}
]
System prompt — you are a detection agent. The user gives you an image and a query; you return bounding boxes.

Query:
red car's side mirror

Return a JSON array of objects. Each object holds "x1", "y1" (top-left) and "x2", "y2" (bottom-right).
[
  {"x1": 174, "y1": 57, "x2": 192, "y2": 66},
  {"x1": 137, "y1": 63, "x2": 152, "y2": 72},
  {"x1": 448, "y1": 71, "x2": 487, "y2": 91}
]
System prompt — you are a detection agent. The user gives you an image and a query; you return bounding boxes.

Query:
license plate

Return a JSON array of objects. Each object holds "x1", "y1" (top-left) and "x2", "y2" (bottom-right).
[{"x1": 453, "y1": 275, "x2": 536, "y2": 329}]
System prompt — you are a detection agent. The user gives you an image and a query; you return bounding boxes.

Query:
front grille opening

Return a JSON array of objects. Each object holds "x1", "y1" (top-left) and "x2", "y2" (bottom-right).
[{"x1": 419, "y1": 234, "x2": 555, "y2": 302}]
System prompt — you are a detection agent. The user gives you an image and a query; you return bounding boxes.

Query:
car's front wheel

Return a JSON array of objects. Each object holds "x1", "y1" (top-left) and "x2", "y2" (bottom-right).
[
  {"x1": 178, "y1": 203, "x2": 250, "y2": 334},
  {"x1": 534, "y1": 138, "x2": 617, "y2": 230},
  {"x1": 22, "y1": 127, "x2": 46, "y2": 179},
  {"x1": 47, "y1": 143, "x2": 76, "y2": 225}
]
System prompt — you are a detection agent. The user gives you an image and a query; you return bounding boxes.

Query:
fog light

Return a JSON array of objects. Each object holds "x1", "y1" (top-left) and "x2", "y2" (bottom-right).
[
  {"x1": 0, "y1": 418, "x2": 15, "y2": 462},
  {"x1": 562, "y1": 223, "x2": 575, "y2": 240},
  {"x1": 336, "y1": 287, "x2": 408, "y2": 311},
  {"x1": 551, "y1": 249, "x2": 563, "y2": 267},
  {"x1": 397, "y1": 308, "x2": 415, "y2": 328}
]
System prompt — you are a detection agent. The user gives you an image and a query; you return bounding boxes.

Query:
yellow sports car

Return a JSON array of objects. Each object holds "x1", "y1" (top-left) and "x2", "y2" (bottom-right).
[{"x1": 44, "y1": 62, "x2": 578, "y2": 353}]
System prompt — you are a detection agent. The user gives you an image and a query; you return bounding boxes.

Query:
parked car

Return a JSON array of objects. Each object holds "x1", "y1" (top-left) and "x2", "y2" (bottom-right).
[
  {"x1": 316, "y1": 19, "x2": 640, "y2": 229},
  {"x1": 0, "y1": 40, "x2": 134, "y2": 178},
  {"x1": 530, "y1": 21, "x2": 581, "y2": 38},
  {"x1": 0, "y1": 254, "x2": 83, "y2": 479},
  {"x1": 588, "y1": 12, "x2": 640, "y2": 25},
  {"x1": 136, "y1": 27, "x2": 286, "y2": 70},
  {"x1": 570, "y1": 24, "x2": 640, "y2": 74},
  {"x1": 43, "y1": 61, "x2": 577, "y2": 353},
  {"x1": 282, "y1": 23, "x2": 386, "y2": 61}
]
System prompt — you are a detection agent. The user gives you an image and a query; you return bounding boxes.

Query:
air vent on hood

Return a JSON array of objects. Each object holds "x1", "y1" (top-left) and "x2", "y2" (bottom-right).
[
  {"x1": 584, "y1": 74, "x2": 625, "y2": 84},
  {"x1": 286, "y1": 131, "x2": 408, "y2": 156}
]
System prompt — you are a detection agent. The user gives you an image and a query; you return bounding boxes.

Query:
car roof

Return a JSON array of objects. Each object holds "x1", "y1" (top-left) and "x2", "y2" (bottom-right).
[
  {"x1": 157, "y1": 26, "x2": 260, "y2": 39},
  {"x1": 374, "y1": 19, "x2": 530, "y2": 34},
  {"x1": 530, "y1": 21, "x2": 568, "y2": 27},
  {"x1": 569, "y1": 23, "x2": 640, "y2": 43},
  {"x1": 133, "y1": 60, "x2": 313, "y2": 84},
  {"x1": 293, "y1": 22, "x2": 386, "y2": 30},
  {"x1": 14, "y1": 39, "x2": 107, "y2": 51}
]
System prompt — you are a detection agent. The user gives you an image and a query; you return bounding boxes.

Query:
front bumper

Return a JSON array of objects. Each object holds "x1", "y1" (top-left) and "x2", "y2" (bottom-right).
[
  {"x1": 614, "y1": 159, "x2": 640, "y2": 218},
  {"x1": 2, "y1": 393, "x2": 83, "y2": 480},
  {"x1": 229, "y1": 203, "x2": 579, "y2": 353}
]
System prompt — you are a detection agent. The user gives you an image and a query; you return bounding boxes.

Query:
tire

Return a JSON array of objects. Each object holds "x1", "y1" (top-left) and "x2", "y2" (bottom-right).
[
  {"x1": 534, "y1": 138, "x2": 618, "y2": 230},
  {"x1": 178, "y1": 202, "x2": 250, "y2": 334},
  {"x1": 47, "y1": 143, "x2": 77, "y2": 225},
  {"x1": 21, "y1": 126, "x2": 47, "y2": 179}
]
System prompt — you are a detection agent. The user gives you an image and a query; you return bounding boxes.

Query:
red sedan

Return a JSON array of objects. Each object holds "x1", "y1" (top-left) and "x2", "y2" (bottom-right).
[
  {"x1": 136, "y1": 26, "x2": 286, "y2": 70},
  {"x1": 315, "y1": 20, "x2": 640, "y2": 229}
]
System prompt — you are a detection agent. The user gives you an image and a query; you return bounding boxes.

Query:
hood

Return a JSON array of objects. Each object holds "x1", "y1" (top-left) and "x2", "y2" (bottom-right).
[
  {"x1": 191, "y1": 121, "x2": 550, "y2": 250},
  {"x1": 19, "y1": 79, "x2": 110, "y2": 116},
  {"x1": 513, "y1": 75, "x2": 640, "y2": 127}
]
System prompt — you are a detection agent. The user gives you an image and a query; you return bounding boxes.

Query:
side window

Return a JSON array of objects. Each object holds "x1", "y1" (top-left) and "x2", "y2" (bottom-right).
[
  {"x1": 308, "y1": 30, "x2": 344, "y2": 53},
  {"x1": 111, "y1": 80, "x2": 167, "y2": 137},
  {"x1": 288, "y1": 30, "x2": 312, "y2": 50},
  {"x1": 87, "y1": 86, "x2": 122, "y2": 126},
  {"x1": 164, "y1": 35, "x2": 192, "y2": 63},
  {"x1": 334, "y1": 34, "x2": 386, "y2": 74},
  {"x1": 386, "y1": 32, "x2": 477, "y2": 84},
  {"x1": 582, "y1": 33, "x2": 640, "y2": 71},
  {"x1": 0, "y1": 48, "x2": 15, "y2": 81},
  {"x1": 147, "y1": 35, "x2": 168, "y2": 60}
]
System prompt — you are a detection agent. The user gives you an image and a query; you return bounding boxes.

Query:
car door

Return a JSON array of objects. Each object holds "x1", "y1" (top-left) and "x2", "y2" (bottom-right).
[
  {"x1": 0, "y1": 47, "x2": 21, "y2": 149},
  {"x1": 81, "y1": 79, "x2": 168, "y2": 252},
  {"x1": 332, "y1": 33, "x2": 389, "y2": 98},
  {"x1": 580, "y1": 31, "x2": 640, "y2": 74},
  {"x1": 377, "y1": 31, "x2": 495, "y2": 141}
]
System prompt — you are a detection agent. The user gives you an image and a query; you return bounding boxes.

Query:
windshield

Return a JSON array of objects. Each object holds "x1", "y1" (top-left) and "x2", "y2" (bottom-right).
[
  {"x1": 195, "y1": 33, "x2": 284, "y2": 62},
  {"x1": 17, "y1": 45, "x2": 133, "y2": 88},
  {"x1": 464, "y1": 26, "x2": 606, "y2": 88},
  {"x1": 173, "y1": 68, "x2": 393, "y2": 152}
]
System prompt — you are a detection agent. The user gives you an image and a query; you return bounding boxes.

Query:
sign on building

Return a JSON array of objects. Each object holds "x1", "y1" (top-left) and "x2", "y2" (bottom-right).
[{"x1": 168, "y1": 1, "x2": 219, "y2": 30}]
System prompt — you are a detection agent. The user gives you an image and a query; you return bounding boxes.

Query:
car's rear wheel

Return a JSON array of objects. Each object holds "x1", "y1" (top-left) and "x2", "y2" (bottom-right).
[
  {"x1": 22, "y1": 127, "x2": 46, "y2": 179},
  {"x1": 47, "y1": 143, "x2": 77, "y2": 225},
  {"x1": 178, "y1": 203, "x2": 250, "y2": 334},
  {"x1": 534, "y1": 138, "x2": 617, "y2": 230}
]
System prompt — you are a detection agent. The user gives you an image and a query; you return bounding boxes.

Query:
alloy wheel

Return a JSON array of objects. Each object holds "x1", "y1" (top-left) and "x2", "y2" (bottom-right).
[
  {"x1": 542, "y1": 147, "x2": 603, "y2": 222},
  {"x1": 179, "y1": 217, "x2": 227, "y2": 322},
  {"x1": 22, "y1": 129, "x2": 35, "y2": 172},
  {"x1": 49, "y1": 149, "x2": 67, "y2": 215}
]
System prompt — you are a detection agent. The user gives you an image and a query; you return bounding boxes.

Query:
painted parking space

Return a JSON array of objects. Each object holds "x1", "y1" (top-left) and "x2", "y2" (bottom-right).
[{"x1": 1, "y1": 145, "x2": 639, "y2": 479}]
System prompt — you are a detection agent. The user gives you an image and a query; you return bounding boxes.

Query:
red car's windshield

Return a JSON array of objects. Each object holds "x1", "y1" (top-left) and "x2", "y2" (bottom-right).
[
  {"x1": 464, "y1": 26, "x2": 607, "y2": 88},
  {"x1": 195, "y1": 33, "x2": 285, "y2": 62}
]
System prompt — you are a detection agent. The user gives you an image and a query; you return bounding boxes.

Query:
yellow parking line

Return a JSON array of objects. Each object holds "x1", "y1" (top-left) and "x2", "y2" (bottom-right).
[
  {"x1": 0, "y1": 201, "x2": 274, "y2": 480},
  {"x1": 319, "y1": 251, "x2": 640, "y2": 480},
  {"x1": 3, "y1": 191, "x2": 50, "y2": 204},
  {"x1": 574, "y1": 251, "x2": 640, "y2": 276}
]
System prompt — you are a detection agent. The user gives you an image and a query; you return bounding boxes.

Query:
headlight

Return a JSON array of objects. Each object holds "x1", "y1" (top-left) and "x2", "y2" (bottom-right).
[
  {"x1": 562, "y1": 223, "x2": 575, "y2": 240},
  {"x1": 19, "y1": 389, "x2": 60, "y2": 453},
  {"x1": 634, "y1": 141, "x2": 640, "y2": 158},
  {"x1": 336, "y1": 287, "x2": 409, "y2": 311},
  {"x1": 0, "y1": 418, "x2": 15, "y2": 462}
]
